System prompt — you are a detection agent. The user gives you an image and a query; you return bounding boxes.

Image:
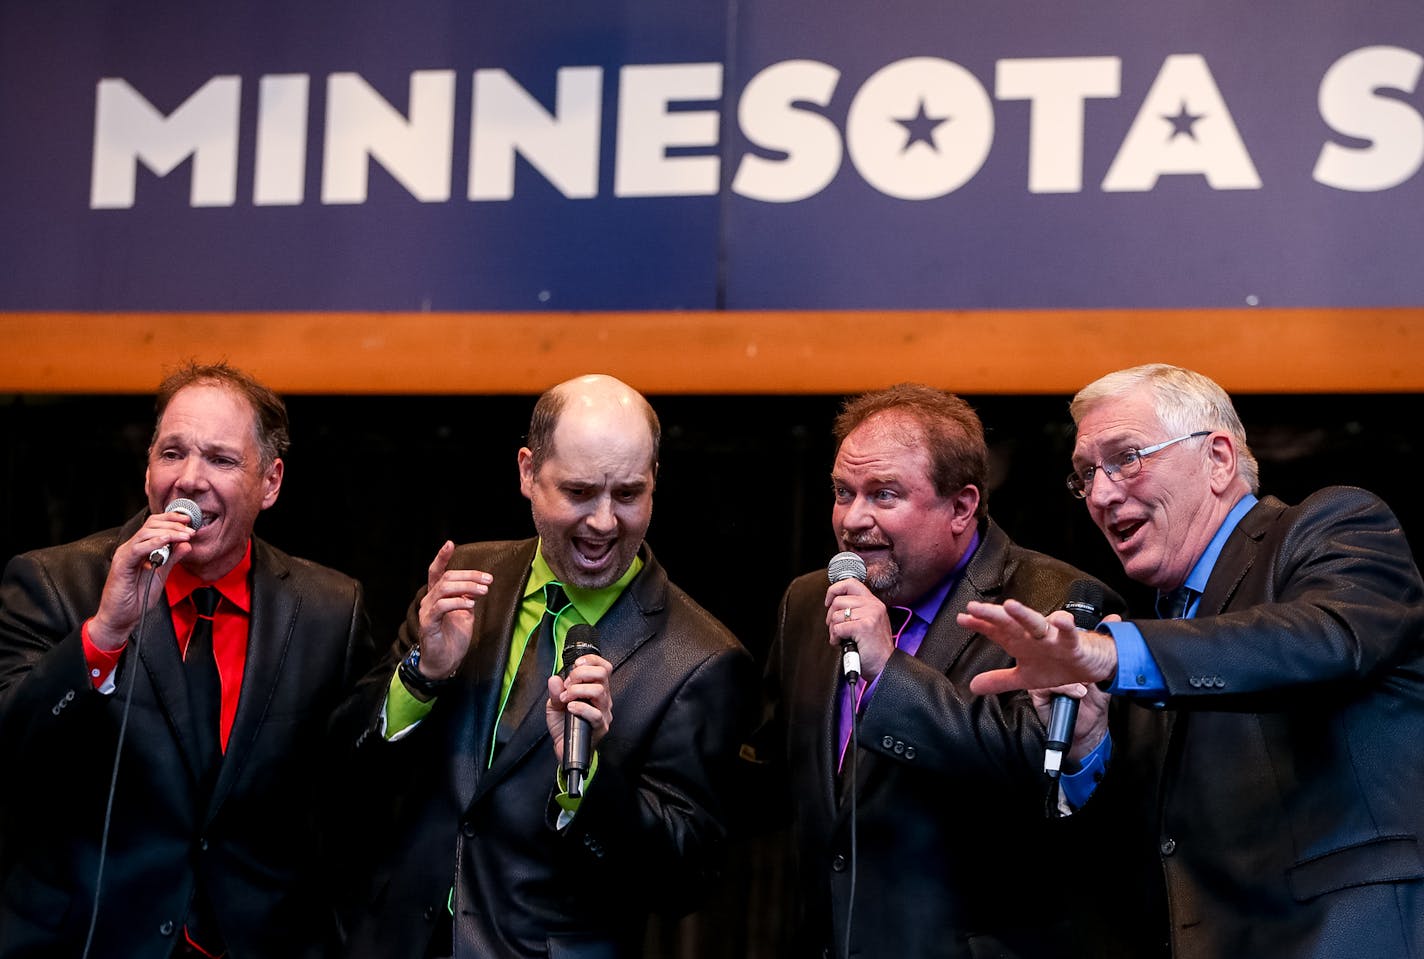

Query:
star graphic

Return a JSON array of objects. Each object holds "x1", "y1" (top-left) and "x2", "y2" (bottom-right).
[
  {"x1": 1163, "y1": 101, "x2": 1205, "y2": 141},
  {"x1": 894, "y1": 99, "x2": 951, "y2": 153}
]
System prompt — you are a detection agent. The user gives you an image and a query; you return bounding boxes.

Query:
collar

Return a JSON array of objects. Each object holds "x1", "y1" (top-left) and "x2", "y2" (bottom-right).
[
  {"x1": 1178, "y1": 493, "x2": 1258, "y2": 597},
  {"x1": 164, "y1": 539, "x2": 254, "y2": 612},
  {"x1": 525, "y1": 541, "x2": 643, "y2": 625}
]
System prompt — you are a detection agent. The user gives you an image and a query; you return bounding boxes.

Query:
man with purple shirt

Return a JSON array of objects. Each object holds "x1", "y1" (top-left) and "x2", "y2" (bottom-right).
[{"x1": 742, "y1": 383, "x2": 1121, "y2": 959}]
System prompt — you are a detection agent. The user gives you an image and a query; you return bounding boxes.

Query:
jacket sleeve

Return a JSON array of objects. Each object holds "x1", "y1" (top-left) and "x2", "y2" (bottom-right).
[
  {"x1": 0, "y1": 549, "x2": 111, "y2": 769},
  {"x1": 1139, "y1": 488, "x2": 1424, "y2": 709}
]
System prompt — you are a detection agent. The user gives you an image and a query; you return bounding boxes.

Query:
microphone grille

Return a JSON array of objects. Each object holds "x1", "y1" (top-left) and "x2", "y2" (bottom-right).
[
  {"x1": 562, "y1": 623, "x2": 601, "y2": 668},
  {"x1": 1061, "y1": 580, "x2": 1107, "y2": 629},
  {"x1": 827, "y1": 551, "x2": 867, "y2": 584},
  {"x1": 166, "y1": 498, "x2": 204, "y2": 530}
]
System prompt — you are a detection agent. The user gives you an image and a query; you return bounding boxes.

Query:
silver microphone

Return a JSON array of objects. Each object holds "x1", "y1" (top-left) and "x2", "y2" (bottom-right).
[
  {"x1": 828, "y1": 551, "x2": 868, "y2": 684},
  {"x1": 148, "y1": 498, "x2": 204, "y2": 567}
]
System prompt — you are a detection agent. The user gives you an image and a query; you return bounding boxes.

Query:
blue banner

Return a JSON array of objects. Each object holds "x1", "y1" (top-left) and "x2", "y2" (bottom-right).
[{"x1": 1, "y1": 0, "x2": 1420, "y2": 311}]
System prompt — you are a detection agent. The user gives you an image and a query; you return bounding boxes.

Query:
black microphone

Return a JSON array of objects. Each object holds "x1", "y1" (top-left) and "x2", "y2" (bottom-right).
[
  {"x1": 560, "y1": 623, "x2": 601, "y2": 798},
  {"x1": 148, "y1": 498, "x2": 204, "y2": 567},
  {"x1": 828, "y1": 551, "x2": 867, "y2": 685},
  {"x1": 1044, "y1": 580, "x2": 1107, "y2": 778}
]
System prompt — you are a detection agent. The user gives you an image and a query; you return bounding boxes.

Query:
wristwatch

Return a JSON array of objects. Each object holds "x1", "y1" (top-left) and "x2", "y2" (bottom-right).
[{"x1": 398, "y1": 645, "x2": 454, "y2": 702}]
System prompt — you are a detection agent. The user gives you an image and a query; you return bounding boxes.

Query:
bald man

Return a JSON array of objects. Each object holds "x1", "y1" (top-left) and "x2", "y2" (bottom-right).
[{"x1": 329, "y1": 375, "x2": 755, "y2": 959}]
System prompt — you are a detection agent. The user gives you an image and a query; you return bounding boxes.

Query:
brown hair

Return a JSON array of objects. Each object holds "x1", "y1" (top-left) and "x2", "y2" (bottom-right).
[
  {"x1": 834, "y1": 383, "x2": 988, "y2": 518},
  {"x1": 152, "y1": 361, "x2": 290, "y2": 470}
]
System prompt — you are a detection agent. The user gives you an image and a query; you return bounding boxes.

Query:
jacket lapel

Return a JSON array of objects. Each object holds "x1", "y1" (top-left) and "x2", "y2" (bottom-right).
[
  {"x1": 473, "y1": 543, "x2": 664, "y2": 801},
  {"x1": 135, "y1": 597, "x2": 203, "y2": 781},
  {"x1": 459, "y1": 543, "x2": 529, "y2": 808},
  {"x1": 836, "y1": 520, "x2": 1009, "y2": 817},
  {"x1": 209, "y1": 538, "x2": 294, "y2": 813},
  {"x1": 1200, "y1": 496, "x2": 1277, "y2": 616}
]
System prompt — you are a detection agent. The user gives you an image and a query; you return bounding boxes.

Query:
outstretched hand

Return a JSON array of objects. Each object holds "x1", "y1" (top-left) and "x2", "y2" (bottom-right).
[{"x1": 959, "y1": 599, "x2": 1119, "y2": 696}]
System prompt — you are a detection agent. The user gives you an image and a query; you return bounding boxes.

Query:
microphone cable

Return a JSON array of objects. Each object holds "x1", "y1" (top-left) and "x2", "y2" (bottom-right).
[
  {"x1": 841, "y1": 672, "x2": 858, "y2": 959},
  {"x1": 80, "y1": 565, "x2": 158, "y2": 959}
]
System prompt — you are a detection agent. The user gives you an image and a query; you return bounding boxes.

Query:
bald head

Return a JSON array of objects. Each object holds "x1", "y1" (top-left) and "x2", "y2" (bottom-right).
[
  {"x1": 526, "y1": 374, "x2": 661, "y2": 476},
  {"x1": 519, "y1": 374, "x2": 660, "y2": 588}
]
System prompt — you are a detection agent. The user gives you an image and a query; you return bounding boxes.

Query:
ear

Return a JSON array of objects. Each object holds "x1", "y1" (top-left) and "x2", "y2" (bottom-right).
[
  {"x1": 1206, "y1": 433, "x2": 1238, "y2": 495},
  {"x1": 948, "y1": 484, "x2": 981, "y2": 534},
  {"x1": 260, "y1": 458, "x2": 284, "y2": 510},
  {"x1": 517, "y1": 447, "x2": 536, "y2": 500}
]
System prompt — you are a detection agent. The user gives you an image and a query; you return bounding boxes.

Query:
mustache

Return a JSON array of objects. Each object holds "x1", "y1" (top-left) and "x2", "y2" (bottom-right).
[{"x1": 841, "y1": 534, "x2": 891, "y2": 550}]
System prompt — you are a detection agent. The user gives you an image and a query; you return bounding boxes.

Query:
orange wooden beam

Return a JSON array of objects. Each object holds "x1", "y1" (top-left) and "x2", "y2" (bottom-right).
[{"x1": 3, "y1": 307, "x2": 1422, "y2": 394}]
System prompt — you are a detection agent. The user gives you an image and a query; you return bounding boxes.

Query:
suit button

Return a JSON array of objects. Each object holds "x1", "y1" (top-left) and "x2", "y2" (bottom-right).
[
  {"x1": 1213, "y1": 677, "x2": 1225, "y2": 688},
  {"x1": 892, "y1": 741, "x2": 905, "y2": 755},
  {"x1": 1189, "y1": 676, "x2": 1202, "y2": 688},
  {"x1": 461, "y1": 821, "x2": 476, "y2": 838},
  {"x1": 904, "y1": 746, "x2": 916, "y2": 760},
  {"x1": 199, "y1": 838, "x2": 209, "y2": 852},
  {"x1": 881, "y1": 735, "x2": 894, "y2": 749},
  {"x1": 159, "y1": 920, "x2": 175, "y2": 936},
  {"x1": 831, "y1": 854, "x2": 847, "y2": 872},
  {"x1": 1160, "y1": 838, "x2": 1177, "y2": 856},
  {"x1": 423, "y1": 906, "x2": 436, "y2": 921}
]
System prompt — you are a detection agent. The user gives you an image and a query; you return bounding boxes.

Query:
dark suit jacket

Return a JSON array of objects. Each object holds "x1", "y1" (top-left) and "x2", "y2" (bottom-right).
[
  {"x1": 329, "y1": 539, "x2": 755, "y2": 959},
  {"x1": 746, "y1": 518, "x2": 1124, "y2": 959},
  {"x1": 0, "y1": 514, "x2": 376, "y2": 959},
  {"x1": 1091, "y1": 487, "x2": 1424, "y2": 958}
]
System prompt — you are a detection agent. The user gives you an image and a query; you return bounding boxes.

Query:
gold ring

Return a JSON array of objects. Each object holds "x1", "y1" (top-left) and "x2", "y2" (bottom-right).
[{"x1": 844, "y1": 608, "x2": 853, "y2": 621}]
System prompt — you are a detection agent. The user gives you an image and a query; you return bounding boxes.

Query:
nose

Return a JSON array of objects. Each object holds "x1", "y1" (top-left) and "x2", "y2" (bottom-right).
[
  {"x1": 838, "y1": 495, "x2": 875, "y2": 538},
  {"x1": 1086, "y1": 469, "x2": 1123, "y2": 510},
  {"x1": 586, "y1": 494, "x2": 617, "y2": 534},
  {"x1": 174, "y1": 455, "x2": 210, "y2": 494}
]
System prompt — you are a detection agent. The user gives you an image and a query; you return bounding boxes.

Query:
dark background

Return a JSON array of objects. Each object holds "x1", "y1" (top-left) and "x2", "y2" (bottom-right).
[
  {"x1": 3, "y1": 389, "x2": 1421, "y2": 956},
  {"x1": 5, "y1": 390, "x2": 1421, "y2": 656}
]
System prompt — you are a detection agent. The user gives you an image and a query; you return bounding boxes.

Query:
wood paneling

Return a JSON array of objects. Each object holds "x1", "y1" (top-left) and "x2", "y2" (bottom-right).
[{"x1": 3, "y1": 307, "x2": 1422, "y2": 394}]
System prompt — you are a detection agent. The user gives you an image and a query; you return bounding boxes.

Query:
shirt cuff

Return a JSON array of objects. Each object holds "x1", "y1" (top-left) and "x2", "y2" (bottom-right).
[
  {"x1": 1059, "y1": 731, "x2": 1112, "y2": 811},
  {"x1": 81, "y1": 618, "x2": 123, "y2": 693},
  {"x1": 1099, "y1": 622, "x2": 1167, "y2": 699},
  {"x1": 383, "y1": 669, "x2": 436, "y2": 740}
]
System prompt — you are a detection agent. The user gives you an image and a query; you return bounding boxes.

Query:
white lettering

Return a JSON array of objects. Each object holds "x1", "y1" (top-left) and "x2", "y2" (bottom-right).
[
  {"x1": 996, "y1": 57, "x2": 1121, "y2": 193},
  {"x1": 322, "y1": 70, "x2": 455, "y2": 204},
  {"x1": 614, "y1": 63, "x2": 722, "y2": 197},
  {"x1": 732, "y1": 60, "x2": 843, "y2": 203},
  {"x1": 470, "y1": 67, "x2": 602, "y2": 201},
  {"x1": 254, "y1": 75, "x2": 310, "y2": 206},
  {"x1": 1314, "y1": 45, "x2": 1424, "y2": 192},
  {"x1": 1103, "y1": 54, "x2": 1261, "y2": 191},
  {"x1": 90, "y1": 76, "x2": 240, "y2": 209},
  {"x1": 846, "y1": 57, "x2": 993, "y2": 200}
]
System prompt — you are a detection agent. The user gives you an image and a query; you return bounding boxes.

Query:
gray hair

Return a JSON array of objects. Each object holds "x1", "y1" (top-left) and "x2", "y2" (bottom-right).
[{"x1": 1071, "y1": 363, "x2": 1259, "y2": 493}]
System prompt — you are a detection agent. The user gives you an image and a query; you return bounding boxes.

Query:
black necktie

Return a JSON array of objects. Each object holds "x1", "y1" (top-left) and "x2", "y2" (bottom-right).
[
  {"x1": 184, "y1": 586, "x2": 227, "y2": 957},
  {"x1": 494, "y1": 582, "x2": 568, "y2": 753},
  {"x1": 1156, "y1": 586, "x2": 1196, "y2": 620},
  {"x1": 185, "y1": 586, "x2": 223, "y2": 789}
]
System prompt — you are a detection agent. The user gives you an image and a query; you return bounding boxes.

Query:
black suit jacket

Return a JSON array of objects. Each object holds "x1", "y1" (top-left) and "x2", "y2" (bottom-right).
[
  {"x1": 0, "y1": 514, "x2": 376, "y2": 959},
  {"x1": 1091, "y1": 487, "x2": 1424, "y2": 958},
  {"x1": 746, "y1": 518, "x2": 1124, "y2": 959},
  {"x1": 330, "y1": 539, "x2": 755, "y2": 959}
]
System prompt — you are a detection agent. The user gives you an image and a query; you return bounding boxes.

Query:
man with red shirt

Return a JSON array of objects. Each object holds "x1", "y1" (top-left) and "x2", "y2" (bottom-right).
[{"x1": 0, "y1": 362, "x2": 376, "y2": 959}]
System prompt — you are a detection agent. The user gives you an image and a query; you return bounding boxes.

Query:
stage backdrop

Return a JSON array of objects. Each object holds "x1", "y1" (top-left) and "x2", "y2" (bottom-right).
[{"x1": 1, "y1": 0, "x2": 1422, "y2": 392}]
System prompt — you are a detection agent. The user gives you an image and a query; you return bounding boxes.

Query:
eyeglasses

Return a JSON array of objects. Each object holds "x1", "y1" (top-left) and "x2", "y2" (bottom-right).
[{"x1": 1066, "y1": 431, "x2": 1211, "y2": 499}]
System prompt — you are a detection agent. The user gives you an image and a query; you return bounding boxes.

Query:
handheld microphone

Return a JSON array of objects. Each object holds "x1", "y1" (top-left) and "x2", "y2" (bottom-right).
[
  {"x1": 828, "y1": 551, "x2": 868, "y2": 685},
  {"x1": 1044, "y1": 580, "x2": 1107, "y2": 778},
  {"x1": 148, "y1": 499, "x2": 203, "y2": 568},
  {"x1": 560, "y1": 624, "x2": 601, "y2": 798}
]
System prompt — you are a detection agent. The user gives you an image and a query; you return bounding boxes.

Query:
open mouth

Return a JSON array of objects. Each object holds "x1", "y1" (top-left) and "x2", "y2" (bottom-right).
[
  {"x1": 573, "y1": 537, "x2": 616, "y2": 568},
  {"x1": 1110, "y1": 518, "x2": 1146, "y2": 546}
]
